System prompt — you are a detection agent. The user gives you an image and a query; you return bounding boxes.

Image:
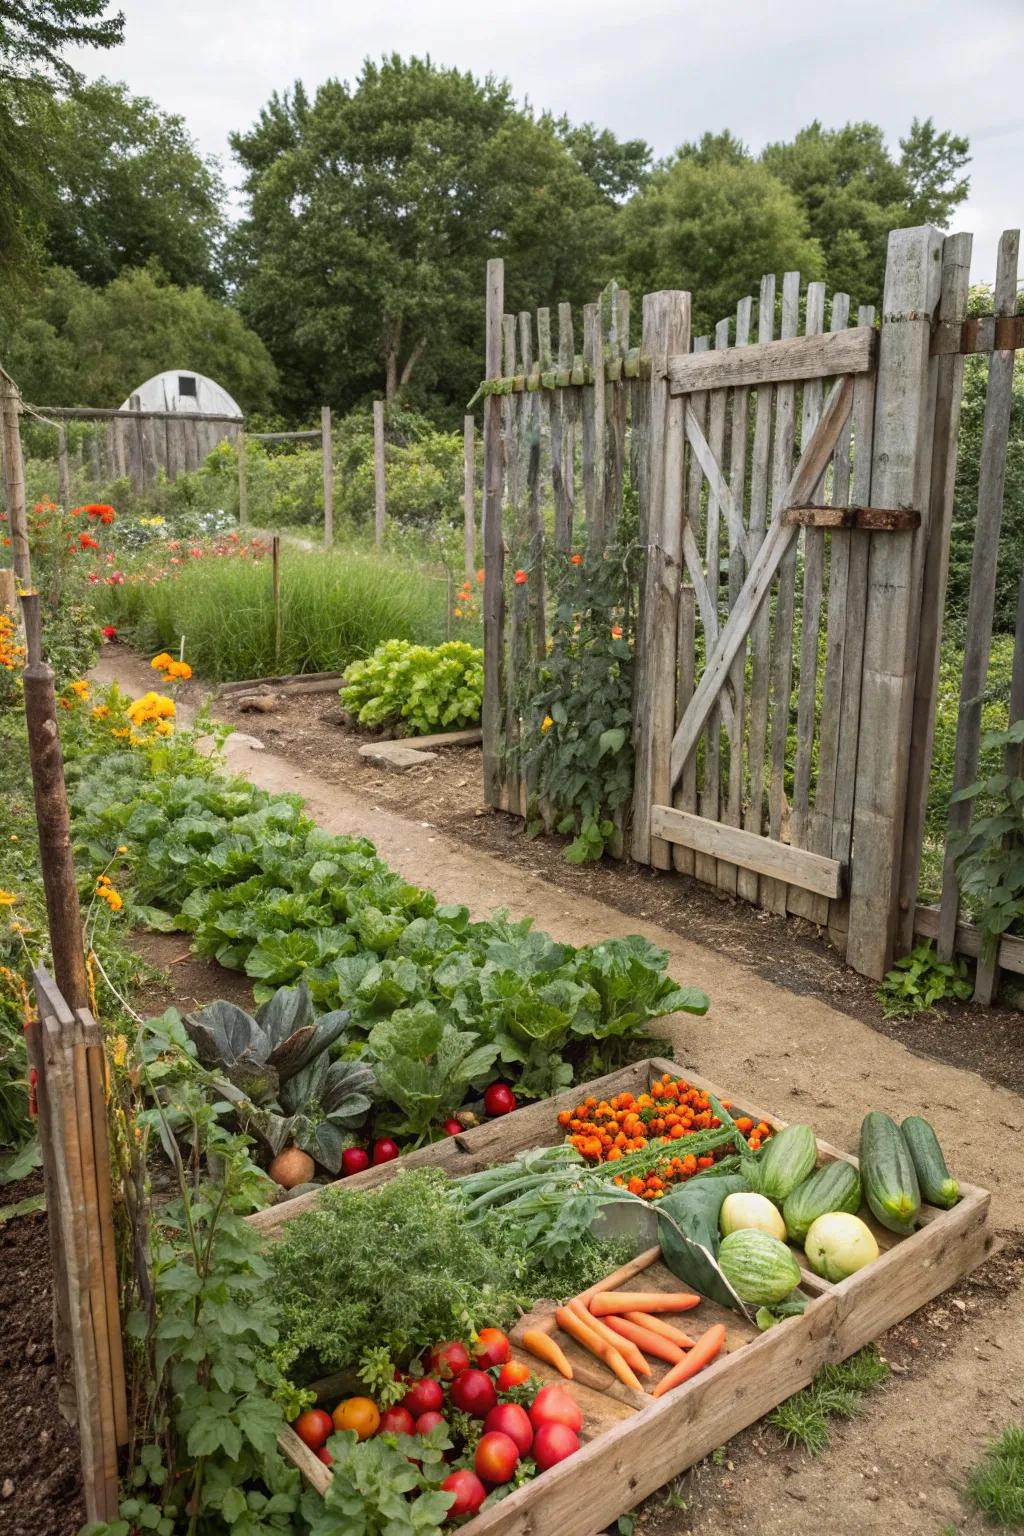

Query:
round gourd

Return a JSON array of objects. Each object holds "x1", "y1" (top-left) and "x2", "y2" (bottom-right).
[
  {"x1": 720, "y1": 1191, "x2": 787, "y2": 1241},
  {"x1": 804, "y1": 1212, "x2": 879, "y2": 1281},
  {"x1": 782, "y1": 1160, "x2": 862, "y2": 1244},
  {"x1": 718, "y1": 1228, "x2": 801, "y2": 1306},
  {"x1": 268, "y1": 1146, "x2": 315, "y2": 1189},
  {"x1": 755, "y1": 1123, "x2": 818, "y2": 1205}
]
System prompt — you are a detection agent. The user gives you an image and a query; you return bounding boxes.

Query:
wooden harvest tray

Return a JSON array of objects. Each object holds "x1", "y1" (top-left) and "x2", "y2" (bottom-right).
[{"x1": 262, "y1": 1058, "x2": 992, "y2": 1535}]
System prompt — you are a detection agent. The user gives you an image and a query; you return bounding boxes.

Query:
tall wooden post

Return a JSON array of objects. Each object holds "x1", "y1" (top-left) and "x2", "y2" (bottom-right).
[
  {"x1": 321, "y1": 405, "x2": 334, "y2": 547},
  {"x1": 463, "y1": 414, "x2": 476, "y2": 581},
  {"x1": 56, "y1": 426, "x2": 72, "y2": 509},
  {"x1": 847, "y1": 226, "x2": 943, "y2": 979},
  {"x1": 238, "y1": 434, "x2": 248, "y2": 526},
  {"x1": 1, "y1": 371, "x2": 31, "y2": 588},
  {"x1": 373, "y1": 399, "x2": 386, "y2": 548},
  {"x1": 271, "y1": 535, "x2": 282, "y2": 668},
  {"x1": 481, "y1": 259, "x2": 505, "y2": 807}
]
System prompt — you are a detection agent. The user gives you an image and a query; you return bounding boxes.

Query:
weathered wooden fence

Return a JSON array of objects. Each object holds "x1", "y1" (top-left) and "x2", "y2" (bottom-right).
[
  {"x1": 37, "y1": 402, "x2": 242, "y2": 491},
  {"x1": 482, "y1": 223, "x2": 1024, "y2": 997}
]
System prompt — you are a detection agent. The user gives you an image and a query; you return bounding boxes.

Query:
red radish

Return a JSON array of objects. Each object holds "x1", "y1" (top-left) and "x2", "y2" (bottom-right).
[
  {"x1": 441, "y1": 1469, "x2": 487, "y2": 1518},
  {"x1": 341, "y1": 1147, "x2": 370, "y2": 1176},
  {"x1": 378, "y1": 1405, "x2": 415, "y2": 1436},
  {"x1": 427, "y1": 1339, "x2": 471, "y2": 1380},
  {"x1": 473, "y1": 1327, "x2": 511, "y2": 1368},
  {"x1": 401, "y1": 1377, "x2": 444, "y2": 1418},
  {"x1": 442, "y1": 1118, "x2": 463, "y2": 1136},
  {"x1": 497, "y1": 1360, "x2": 531, "y2": 1392},
  {"x1": 474, "y1": 1430, "x2": 519, "y2": 1484},
  {"x1": 316, "y1": 1445, "x2": 333, "y2": 1466},
  {"x1": 533, "y1": 1421, "x2": 579, "y2": 1470},
  {"x1": 483, "y1": 1402, "x2": 533, "y2": 1456},
  {"x1": 414, "y1": 1410, "x2": 446, "y2": 1435},
  {"x1": 449, "y1": 1368, "x2": 497, "y2": 1418},
  {"x1": 529, "y1": 1384, "x2": 583, "y2": 1433},
  {"x1": 372, "y1": 1137, "x2": 400, "y2": 1165},
  {"x1": 484, "y1": 1082, "x2": 516, "y2": 1116},
  {"x1": 293, "y1": 1408, "x2": 332, "y2": 1451}
]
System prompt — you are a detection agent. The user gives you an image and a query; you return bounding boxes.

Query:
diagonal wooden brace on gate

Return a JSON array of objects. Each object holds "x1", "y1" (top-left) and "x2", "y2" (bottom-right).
[{"x1": 668, "y1": 373, "x2": 856, "y2": 790}]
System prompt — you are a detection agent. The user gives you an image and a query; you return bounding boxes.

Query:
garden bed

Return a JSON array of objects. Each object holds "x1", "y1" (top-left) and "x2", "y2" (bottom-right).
[{"x1": 262, "y1": 1057, "x2": 993, "y2": 1536}]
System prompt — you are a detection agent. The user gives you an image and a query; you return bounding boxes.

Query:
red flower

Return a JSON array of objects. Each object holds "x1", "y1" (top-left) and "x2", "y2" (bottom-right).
[
  {"x1": 610, "y1": 624, "x2": 623, "y2": 640},
  {"x1": 101, "y1": 625, "x2": 118, "y2": 640},
  {"x1": 570, "y1": 553, "x2": 582, "y2": 566},
  {"x1": 78, "y1": 532, "x2": 99, "y2": 551},
  {"x1": 84, "y1": 503, "x2": 117, "y2": 525},
  {"x1": 513, "y1": 569, "x2": 527, "y2": 585}
]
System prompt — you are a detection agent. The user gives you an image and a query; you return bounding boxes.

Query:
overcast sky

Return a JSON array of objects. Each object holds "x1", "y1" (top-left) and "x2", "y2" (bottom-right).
[{"x1": 69, "y1": 0, "x2": 1022, "y2": 285}]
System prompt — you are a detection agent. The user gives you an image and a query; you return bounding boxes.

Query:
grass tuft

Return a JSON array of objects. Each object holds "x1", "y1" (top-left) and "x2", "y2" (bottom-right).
[
  {"x1": 964, "y1": 1425, "x2": 1024, "y2": 1525},
  {"x1": 767, "y1": 1347, "x2": 890, "y2": 1454}
]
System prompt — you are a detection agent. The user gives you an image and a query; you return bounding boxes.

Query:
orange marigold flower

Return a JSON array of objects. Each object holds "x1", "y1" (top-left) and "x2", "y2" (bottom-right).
[
  {"x1": 570, "y1": 553, "x2": 582, "y2": 566},
  {"x1": 610, "y1": 624, "x2": 623, "y2": 640},
  {"x1": 476, "y1": 568, "x2": 485, "y2": 583},
  {"x1": 513, "y1": 569, "x2": 527, "y2": 585}
]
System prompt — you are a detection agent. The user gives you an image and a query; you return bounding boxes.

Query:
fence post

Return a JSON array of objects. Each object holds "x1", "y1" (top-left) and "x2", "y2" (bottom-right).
[
  {"x1": 238, "y1": 433, "x2": 248, "y2": 526},
  {"x1": 0, "y1": 370, "x2": 31, "y2": 587},
  {"x1": 847, "y1": 225, "x2": 943, "y2": 980},
  {"x1": 630, "y1": 289, "x2": 691, "y2": 867},
  {"x1": 56, "y1": 425, "x2": 72, "y2": 509},
  {"x1": 481, "y1": 258, "x2": 505, "y2": 807},
  {"x1": 373, "y1": 399, "x2": 386, "y2": 548},
  {"x1": 271, "y1": 535, "x2": 282, "y2": 668},
  {"x1": 463, "y1": 414, "x2": 476, "y2": 581},
  {"x1": 895, "y1": 231, "x2": 973, "y2": 954},
  {"x1": 321, "y1": 405, "x2": 334, "y2": 547}
]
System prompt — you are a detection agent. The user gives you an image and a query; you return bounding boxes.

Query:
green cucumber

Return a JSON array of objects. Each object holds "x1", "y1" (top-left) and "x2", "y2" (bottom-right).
[
  {"x1": 753, "y1": 1122, "x2": 817, "y2": 1205},
  {"x1": 859, "y1": 1111, "x2": 920, "y2": 1234},
  {"x1": 782, "y1": 1159, "x2": 862, "y2": 1243},
  {"x1": 900, "y1": 1116, "x2": 959, "y2": 1208}
]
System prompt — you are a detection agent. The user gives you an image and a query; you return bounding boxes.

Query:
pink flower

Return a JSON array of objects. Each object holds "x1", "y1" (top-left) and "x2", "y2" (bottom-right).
[{"x1": 106, "y1": 571, "x2": 125, "y2": 586}]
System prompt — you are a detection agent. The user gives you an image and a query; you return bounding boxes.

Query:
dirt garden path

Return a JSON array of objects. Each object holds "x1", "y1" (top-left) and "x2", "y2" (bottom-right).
[{"x1": 94, "y1": 652, "x2": 1024, "y2": 1536}]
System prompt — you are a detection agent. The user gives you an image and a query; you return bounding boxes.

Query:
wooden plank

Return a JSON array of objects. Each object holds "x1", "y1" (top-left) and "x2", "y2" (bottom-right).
[
  {"x1": 237, "y1": 434, "x2": 248, "y2": 526},
  {"x1": 847, "y1": 226, "x2": 945, "y2": 981},
  {"x1": 914, "y1": 902, "x2": 1024, "y2": 976},
  {"x1": 0, "y1": 374, "x2": 31, "y2": 585},
  {"x1": 790, "y1": 282, "x2": 827, "y2": 861},
  {"x1": 552, "y1": 302, "x2": 576, "y2": 553},
  {"x1": 463, "y1": 415, "x2": 476, "y2": 580},
  {"x1": 372, "y1": 399, "x2": 386, "y2": 548},
  {"x1": 631, "y1": 290, "x2": 691, "y2": 867},
  {"x1": 520, "y1": 311, "x2": 546, "y2": 663},
  {"x1": 667, "y1": 324, "x2": 875, "y2": 394},
  {"x1": 895, "y1": 233, "x2": 973, "y2": 955},
  {"x1": 582, "y1": 302, "x2": 605, "y2": 551},
  {"x1": 602, "y1": 284, "x2": 628, "y2": 544},
  {"x1": 720, "y1": 295, "x2": 754, "y2": 900},
  {"x1": 931, "y1": 313, "x2": 1024, "y2": 356},
  {"x1": 651, "y1": 806, "x2": 843, "y2": 898},
  {"x1": 672, "y1": 584, "x2": 698, "y2": 876},
  {"x1": 321, "y1": 406, "x2": 333, "y2": 548},
  {"x1": 80, "y1": 1013, "x2": 129, "y2": 1444},
  {"x1": 56, "y1": 426, "x2": 72, "y2": 509},
  {"x1": 694, "y1": 321, "x2": 732, "y2": 887},
  {"x1": 481, "y1": 259, "x2": 505, "y2": 809},
  {"x1": 936, "y1": 229, "x2": 1020, "y2": 966},
  {"x1": 738, "y1": 278, "x2": 776, "y2": 904},
  {"x1": 28, "y1": 973, "x2": 74, "y2": 1421},
  {"x1": 761, "y1": 272, "x2": 802, "y2": 915},
  {"x1": 783, "y1": 505, "x2": 919, "y2": 530},
  {"x1": 668, "y1": 374, "x2": 855, "y2": 789}
]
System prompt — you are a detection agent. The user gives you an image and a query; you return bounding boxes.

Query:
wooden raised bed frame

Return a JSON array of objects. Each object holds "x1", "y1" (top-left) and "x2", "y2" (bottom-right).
[{"x1": 251, "y1": 1058, "x2": 993, "y2": 1536}]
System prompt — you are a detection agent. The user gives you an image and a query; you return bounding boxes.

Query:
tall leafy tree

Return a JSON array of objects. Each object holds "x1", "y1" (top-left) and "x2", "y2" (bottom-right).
[
  {"x1": 617, "y1": 133, "x2": 824, "y2": 334},
  {"x1": 229, "y1": 57, "x2": 621, "y2": 418},
  {"x1": 761, "y1": 118, "x2": 969, "y2": 304},
  {"x1": 44, "y1": 79, "x2": 226, "y2": 290}
]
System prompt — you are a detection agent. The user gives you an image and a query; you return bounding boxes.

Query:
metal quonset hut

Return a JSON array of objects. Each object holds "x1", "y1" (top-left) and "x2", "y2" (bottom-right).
[{"x1": 119, "y1": 369, "x2": 243, "y2": 418}]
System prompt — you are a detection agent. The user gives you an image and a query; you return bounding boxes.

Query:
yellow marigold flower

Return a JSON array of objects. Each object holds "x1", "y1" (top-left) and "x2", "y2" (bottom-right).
[
  {"x1": 0, "y1": 890, "x2": 16, "y2": 906},
  {"x1": 541, "y1": 715, "x2": 554, "y2": 733},
  {"x1": 70, "y1": 680, "x2": 90, "y2": 699},
  {"x1": 117, "y1": 845, "x2": 128, "y2": 854},
  {"x1": 166, "y1": 660, "x2": 192, "y2": 680},
  {"x1": 150, "y1": 652, "x2": 173, "y2": 671},
  {"x1": 154, "y1": 720, "x2": 174, "y2": 737},
  {"x1": 110, "y1": 1034, "x2": 128, "y2": 1068},
  {"x1": 91, "y1": 705, "x2": 109, "y2": 719},
  {"x1": 111, "y1": 726, "x2": 132, "y2": 739}
]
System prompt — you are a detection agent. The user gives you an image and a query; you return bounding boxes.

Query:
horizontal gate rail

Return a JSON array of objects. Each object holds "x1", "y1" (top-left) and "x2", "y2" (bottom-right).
[
  {"x1": 666, "y1": 325, "x2": 875, "y2": 394},
  {"x1": 650, "y1": 807, "x2": 844, "y2": 898}
]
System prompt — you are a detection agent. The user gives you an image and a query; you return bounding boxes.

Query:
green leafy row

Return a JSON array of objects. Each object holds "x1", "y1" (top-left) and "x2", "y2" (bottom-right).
[{"x1": 342, "y1": 639, "x2": 483, "y2": 736}]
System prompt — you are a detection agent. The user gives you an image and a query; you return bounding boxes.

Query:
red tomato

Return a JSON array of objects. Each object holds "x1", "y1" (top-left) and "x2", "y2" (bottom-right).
[
  {"x1": 442, "y1": 1118, "x2": 463, "y2": 1136},
  {"x1": 378, "y1": 1405, "x2": 415, "y2": 1436},
  {"x1": 497, "y1": 1360, "x2": 532, "y2": 1392},
  {"x1": 341, "y1": 1147, "x2": 370, "y2": 1176},
  {"x1": 441, "y1": 1468, "x2": 487, "y2": 1518},
  {"x1": 483, "y1": 1402, "x2": 533, "y2": 1456},
  {"x1": 293, "y1": 1408, "x2": 332, "y2": 1451},
  {"x1": 533, "y1": 1421, "x2": 580, "y2": 1470},
  {"x1": 401, "y1": 1377, "x2": 444, "y2": 1418},
  {"x1": 316, "y1": 1445, "x2": 333, "y2": 1466},
  {"x1": 528, "y1": 1385, "x2": 583, "y2": 1434},
  {"x1": 474, "y1": 1430, "x2": 520, "y2": 1484},
  {"x1": 449, "y1": 1367, "x2": 498, "y2": 1418},
  {"x1": 473, "y1": 1327, "x2": 511, "y2": 1369},
  {"x1": 484, "y1": 1082, "x2": 516, "y2": 1117},
  {"x1": 372, "y1": 1138, "x2": 400, "y2": 1165},
  {"x1": 414, "y1": 1410, "x2": 446, "y2": 1435},
  {"x1": 427, "y1": 1339, "x2": 471, "y2": 1381}
]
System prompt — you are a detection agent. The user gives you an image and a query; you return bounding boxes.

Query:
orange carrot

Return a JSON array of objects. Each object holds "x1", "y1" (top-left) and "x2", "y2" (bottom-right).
[
  {"x1": 602, "y1": 1313, "x2": 685, "y2": 1365},
  {"x1": 521, "y1": 1329, "x2": 573, "y2": 1379},
  {"x1": 568, "y1": 1300, "x2": 651, "y2": 1377},
  {"x1": 590, "y1": 1290, "x2": 701, "y2": 1317},
  {"x1": 624, "y1": 1311, "x2": 695, "y2": 1350},
  {"x1": 650, "y1": 1324, "x2": 726, "y2": 1398},
  {"x1": 554, "y1": 1307, "x2": 645, "y2": 1394}
]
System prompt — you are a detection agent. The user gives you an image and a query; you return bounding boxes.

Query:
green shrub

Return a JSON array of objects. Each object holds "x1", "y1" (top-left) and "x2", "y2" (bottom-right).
[{"x1": 342, "y1": 639, "x2": 483, "y2": 735}]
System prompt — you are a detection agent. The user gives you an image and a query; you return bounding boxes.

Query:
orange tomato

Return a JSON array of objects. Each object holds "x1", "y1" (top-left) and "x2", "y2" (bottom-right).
[
  {"x1": 497, "y1": 1359, "x2": 532, "y2": 1392},
  {"x1": 332, "y1": 1396, "x2": 381, "y2": 1440}
]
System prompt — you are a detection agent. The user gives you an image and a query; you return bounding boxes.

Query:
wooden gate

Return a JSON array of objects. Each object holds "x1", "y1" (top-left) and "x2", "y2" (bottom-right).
[{"x1": 632, "y1": 279, "x2": 881, "y2": 939}]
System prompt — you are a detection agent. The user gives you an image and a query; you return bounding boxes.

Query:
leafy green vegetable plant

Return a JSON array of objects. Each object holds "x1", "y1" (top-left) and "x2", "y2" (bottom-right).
[
  {"x1": 342, "y1": 639, "x2": 483, "y2": 735},
  {"x1": 877, "y1": 941, "x2": 972, "y2": 1017},
  {"x1": 950, "y1": 720, "x2": 1024, "y2": 960},
  {"x1": 301, "y1": 1428, "x2": 455, "y2": 1536}
]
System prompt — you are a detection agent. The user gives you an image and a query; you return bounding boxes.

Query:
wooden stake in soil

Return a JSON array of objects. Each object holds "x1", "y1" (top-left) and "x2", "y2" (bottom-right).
[
  {"x1": 321, "y1": 405, "x2": 334, "y2": 547},
  {"x1": 481, "y1": 258, "x2": 506, "y2": 807},
  {"x1": 56, "y1": 425, "x2": 72, "y2": 510},
  {"x1": 0, "y1": 369, "x2": 31, "y2": 587},
  {"x1": 20, "y1": 593, "x2": 89, "y2": 1013},
  {"x1": 373, "y1": 399, "x2": 386, "y2": 548},
  {"x1": 238, "y1": 434, "x2": 248, "y2": 526},
  {"x1": 271, "y1": 535, "x2": 282, "y2": 669},
  {"x1": 463, "y1": 414, "x2": 476, "y2": 580}
]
